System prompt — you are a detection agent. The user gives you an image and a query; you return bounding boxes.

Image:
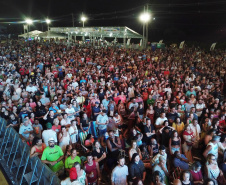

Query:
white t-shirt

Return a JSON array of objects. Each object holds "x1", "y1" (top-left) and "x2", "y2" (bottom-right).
[
  {"x1": 196, "y1": 103, "x2": 205, "y2": 117},
  {"x1": 111, "y1": 165, "x2": 128, "y2": 185},
  {"x1": 42, "y1": 129, "x2": 57, "y2": 146},
  {"x1": 68, "y1": 126, "x2": 78, "y2": 143},
  {"x1": 65, "y1": 108, "x2": 75, "y2": 120},
  {"x1": 155, "y1": 117, "x2": 168, "y2": 126}
]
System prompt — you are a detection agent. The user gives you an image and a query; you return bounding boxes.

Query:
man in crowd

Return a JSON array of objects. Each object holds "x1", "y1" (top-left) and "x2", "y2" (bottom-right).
[
  {"x1": 41, "y1": 138, "x2": 64, "y2": 173},
  {"x1": 111, "y1": 156, "x2": 128, "y2": 185}
]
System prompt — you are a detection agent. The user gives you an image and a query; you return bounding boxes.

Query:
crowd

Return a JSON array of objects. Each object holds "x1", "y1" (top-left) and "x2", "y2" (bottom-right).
[{"x1": 0, "y1": 38, "x2": 226, "y2": 185}]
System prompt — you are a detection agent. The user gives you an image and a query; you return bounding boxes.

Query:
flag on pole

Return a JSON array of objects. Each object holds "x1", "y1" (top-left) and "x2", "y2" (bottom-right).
[
  {"x1": 179, "y1": 41, "x2": 185, "y2": 49},
  {"x1": 140, "y1": 39, "x2": 142, "y2": 46},
  {"x1": 127, "y1": 39, "x2": 131, "y2": 45},
  {"x1": 210, "y1": 43, "x2": 216, "y2": 51}
]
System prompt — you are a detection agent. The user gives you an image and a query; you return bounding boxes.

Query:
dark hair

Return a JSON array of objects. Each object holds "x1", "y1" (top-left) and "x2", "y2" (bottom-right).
[
  {"x1": 117, "y1": 155, "x2": 125, "y2": 162},
  {"x1": 73, "y1": 162, "x2": 81, "y2": 168},
  {"x1": 86, "y1": 134, "x2": 92, "y2": 140},
  {"x1": 131, "y1": 153, "x2": 139, "y2": 163},
  {"x1": 159, "y1": 145, "x2": 165, "y2": 151},
  {"x1": 192, "y1": 161, "x2": 201, "y2": 170},
  {"x1": 71, "y1": 148, "x2": 77, "y2": 154},
  {"x1": 181, "y1": 170, "x2": 192, "y2": 181},
  {"x1": 152, "y1": 170, "x2": 164, "y2": 184},
  {"x1": 32, "y1": 137, "x2": 42, "y2": 146},
  {"x1": 87, "y1": 152, "x2": 93, "y2": 157},
  {"x1": 61, "y1": 126, "x2": 66, "y2": 130}
]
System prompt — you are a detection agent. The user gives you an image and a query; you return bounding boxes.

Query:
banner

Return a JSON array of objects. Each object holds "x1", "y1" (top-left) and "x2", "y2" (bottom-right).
[
  {"x1": 127, "y1": 39, "x2": 131, "y2": 45},
  {"x1": 210, "y1": 43, "x2": 216, "y2": 51},
  {"x1": 23, "y1": 25, "x2": 28, "y2": 33},
  {"x1": 179, "y1": 41, "x2": 185, "y2": 49},
  {"x1": 140, "y1": 39, "x2": 142, "y2": 46}
]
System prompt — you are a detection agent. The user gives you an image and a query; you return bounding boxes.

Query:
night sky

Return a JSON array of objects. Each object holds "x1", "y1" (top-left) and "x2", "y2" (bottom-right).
[{"x1": 0, "y1": 0, "x2": 225, "y2": 43}]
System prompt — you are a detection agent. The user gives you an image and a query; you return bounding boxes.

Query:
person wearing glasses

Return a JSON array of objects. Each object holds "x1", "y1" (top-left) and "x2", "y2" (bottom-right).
[{"x1": 205, "y1": 154, "x2": 220, "y2": 185}]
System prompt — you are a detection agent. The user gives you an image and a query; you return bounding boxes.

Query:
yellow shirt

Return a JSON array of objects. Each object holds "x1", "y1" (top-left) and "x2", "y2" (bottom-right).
[{"x1": 172, "y1": 122, "x2": 185, "y2": 136}]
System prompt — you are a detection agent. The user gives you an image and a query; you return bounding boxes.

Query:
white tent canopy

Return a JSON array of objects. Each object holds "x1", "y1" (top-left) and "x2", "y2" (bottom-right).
[
  {"x1": 38, "y1": 31, "x2": 66, "y2": 39},
  {"x1": 49, "y1": 26, "x2": 143, "y2": 39},
  {"x1": 18, "y1": 30, "x2": 43, "y2": 38}
]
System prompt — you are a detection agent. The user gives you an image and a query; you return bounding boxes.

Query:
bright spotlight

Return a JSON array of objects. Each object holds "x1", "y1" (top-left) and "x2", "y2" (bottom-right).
[
  {"x1": 139, "y1": 13, "x2": 151, "y2": 23},
  {"x1": 81, "y1": 16, "x2": 87, "y2": 22},
  {"x1": 25, "y1": 18, "x2": 33, "y2": 25},
  {"x1": 46, "y1": 19, "x2": 51, "y2": 24}
]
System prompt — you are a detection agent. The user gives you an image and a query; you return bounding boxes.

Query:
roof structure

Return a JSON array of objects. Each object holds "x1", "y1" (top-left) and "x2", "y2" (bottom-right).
[
  {"x1": 49, "y1": 26, "x2": 142, "y2": 39},
  {"x1": 38, "y1": 31, "x2": 67, "y2": 39},
  {"x1": 18, "y1": 30, "x2": 43, "y2": 38}
]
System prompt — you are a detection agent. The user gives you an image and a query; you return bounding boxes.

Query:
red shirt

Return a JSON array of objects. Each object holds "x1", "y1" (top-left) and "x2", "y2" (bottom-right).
[{"x1": 85, "y1": 160, "x2": 98, "y2": 183}]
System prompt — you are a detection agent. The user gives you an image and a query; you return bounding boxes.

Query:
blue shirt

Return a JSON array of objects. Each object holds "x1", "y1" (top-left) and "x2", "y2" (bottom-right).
[
  {"x1": 96, "y1": 114, "x2": 108, "y2": 130},
  {"x1": 49, "y1": 106, "x2": 59, "y2": 113},
  {"x1": 173, "y1": 154, "x2": 189, "y2": 170},
  {"x1": 102, "y1": 99, "x2": 109, "y2": 110}
]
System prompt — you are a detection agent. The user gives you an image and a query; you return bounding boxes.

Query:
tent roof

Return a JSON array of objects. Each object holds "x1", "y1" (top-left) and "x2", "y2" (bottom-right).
[
  {"x1": 18, "y1": 30, "x2": 43, "y2": 38},
  {"x1": 49, "y1": 26, "x2": 142, "y2": 39},
  {"x1": 38, "y1": 31, "x2": 66, "y2": 38}
]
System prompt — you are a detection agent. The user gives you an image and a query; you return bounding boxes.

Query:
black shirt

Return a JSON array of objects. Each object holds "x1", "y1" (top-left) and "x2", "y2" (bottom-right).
[
  {"x1": 128, "y1": 160, "x2": 145, "y2": 181},
  {"x1": 92, "y1": 148, "x2": 105, "y2": 166}
]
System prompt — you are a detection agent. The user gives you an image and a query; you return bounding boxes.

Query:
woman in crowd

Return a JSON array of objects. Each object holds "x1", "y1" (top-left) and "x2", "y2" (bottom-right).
[
  {"x1": 181, "y1": 170, "x2": 194, "y2": 185},
  {"x1": 190, "y1": 161, "x2": 203, "y2": 185},
  {"x1": 169, "y1": 130, "x2": 181, "y2": 156},
  {"x1": 58, "y1": 126, "x2": 71, "y2": 153},
  {"x1": 30, "y1": 137, "x2": 46, "y2": 158},
  {"x1": 182, "y1": 124, "x2": 195, "y2": 162},
  {"x1": 205, "y1": 154, "x2": 221, "y2": 185},
  {"x1": 172, "y1": 117, "x2": 185, "y2": 136},
  {"x1": 129, "y1": 140, "x2": 142, "y2": 161}
]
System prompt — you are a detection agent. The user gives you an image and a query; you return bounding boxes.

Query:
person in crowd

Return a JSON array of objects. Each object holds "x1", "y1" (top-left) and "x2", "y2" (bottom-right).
[
  {"x1": 19, "y1": 118, "x2": 33, "y2": 141},
  {"x1": 92, "y1": 140, "x2": 106, "y2": 171},
  {"x1": 96, "y1": 110, "x2": 109, "y2": 146},
  {"x1": 153, "y1": 156, "x2": 169, "y2": 185},
  {"x1": 30, "y1": 137, "x2": 46, "y2": 158},
  {"x1": 173, "y1": 151, "x2": 189, "y2": 170},
  {"x1": 190, "y1": 161, "x2": 204, "y2": 185},
  {"x1": 180, "y1": 170, "x2": 193, "y2": 185},
  {"x1": 169, "y1": 130, "x2": 181, "y2": 155},
  {"x1": 172, "y1": 117, "x2": 185, "y2": 137},
  {"x1": 205, "y1": 154, "x2": 221, "y2": 185},
  {"x1": 42, "y1": 122, "x2": 57, "y2": 146},
  {"x1": 151, "y1": 170, "x2": 165, "y2": 185},
  {"x1": 129, "y1": 140, "x2": 142, "y2": 161},
  {"x1": 65, "y1": 148, "x2": 81, "y2": 174},
  {"x1": 84, "y1": 152, "x2": 101, "y2": 185},
  {"x1": 129, "y1": 153, "x2": 146, "y2": 185},
  {"x1": 111, "y1": 156, "x2": 128, "y2": 185},
  {"x1": 41, "y1": 138, "x2": 64, "y2": 173},
  {"x1": 203, "y1": 135, "x2": 220, "y2": 160}
]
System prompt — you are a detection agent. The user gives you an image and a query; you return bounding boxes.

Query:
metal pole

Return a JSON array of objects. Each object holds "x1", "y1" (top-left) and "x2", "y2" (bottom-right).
[
  {"x1": 146, "y1": 4, "x2": 149, "y2": 49},
  {"x1": 72, "y1": 13, "x2": 75, "y2": 27},
  {"x1": 143, "y1": 6, "x2": 145, "y2": 49}
]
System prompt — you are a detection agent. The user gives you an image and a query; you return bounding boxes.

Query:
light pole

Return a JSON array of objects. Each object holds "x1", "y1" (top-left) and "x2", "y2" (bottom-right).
[
  {"x1": 25, "y1": 18, "x2": 33, "y2": 38},
  {"x1": 46, "y1": 19, "x2": 51, "y2": 31},
  {"x1": 139, "y1": 9, "x2": 151, "y2": 49},
  {"x1": 81, "y1": 13, "x2": 87, "y2": 27}
]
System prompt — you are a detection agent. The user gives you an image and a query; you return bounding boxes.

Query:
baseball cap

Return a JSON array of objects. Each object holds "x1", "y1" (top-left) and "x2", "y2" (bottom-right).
[{"x1": 46, "y1": 122, "x2": 52, "y2": 129}]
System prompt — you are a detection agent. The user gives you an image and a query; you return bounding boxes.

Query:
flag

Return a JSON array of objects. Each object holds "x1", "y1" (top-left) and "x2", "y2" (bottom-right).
[
  {"x1": 127, "y1": 39, "x2": 131, "y2": 45},
  {"x1": 179, "y1": 41, "x2": 185, "y2": 49},
  {"x1": 210, "y1": 43, "x2": 216, "y2": 51},
  {"x1": 140, "y1": 39, "x2": 142, "y2": 46},
  {"x1": 159, "y1": 40, "x2": 163, "y2": 43}
]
